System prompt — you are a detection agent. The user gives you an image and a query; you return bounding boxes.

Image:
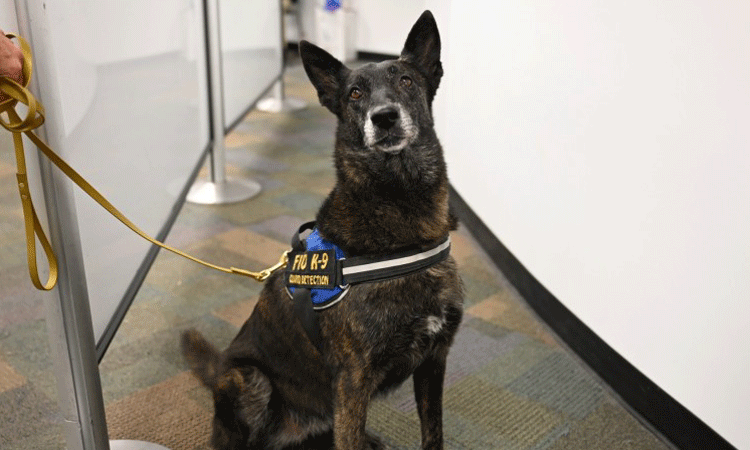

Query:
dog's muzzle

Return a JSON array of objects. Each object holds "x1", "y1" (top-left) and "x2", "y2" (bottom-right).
[{"x1": 364, "y1": 104, "x2": 416, "y2": 153}]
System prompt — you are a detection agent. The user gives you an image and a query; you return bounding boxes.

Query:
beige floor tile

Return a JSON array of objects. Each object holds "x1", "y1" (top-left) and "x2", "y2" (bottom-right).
[{"x1": 0, "y1": 355, "x2": 26, "y2": 393}]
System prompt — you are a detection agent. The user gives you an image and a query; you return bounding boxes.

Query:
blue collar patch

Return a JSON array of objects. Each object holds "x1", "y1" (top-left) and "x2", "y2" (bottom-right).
[{"x1": 285, "y1": 228, "x2": 350, "y2": 310}]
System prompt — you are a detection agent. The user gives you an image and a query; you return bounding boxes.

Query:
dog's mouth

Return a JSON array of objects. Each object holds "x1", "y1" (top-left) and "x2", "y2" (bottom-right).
[{"x1": 374, "y1": 133, "x2": 409, "y2": 153}]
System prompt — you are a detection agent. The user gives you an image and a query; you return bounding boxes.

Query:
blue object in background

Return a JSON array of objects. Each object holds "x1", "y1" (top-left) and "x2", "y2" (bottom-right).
[{"x1": 325, "y1": 0, "x2": 342, "y2": 12}]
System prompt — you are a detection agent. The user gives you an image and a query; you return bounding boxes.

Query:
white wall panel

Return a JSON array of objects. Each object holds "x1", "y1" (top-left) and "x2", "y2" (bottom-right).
[
  {"x1": 437, "y1": 1, "x2": 750, "y2": 447},
  {"x1": 354, "y1": 0, "x2": 428, "y2": 55}
]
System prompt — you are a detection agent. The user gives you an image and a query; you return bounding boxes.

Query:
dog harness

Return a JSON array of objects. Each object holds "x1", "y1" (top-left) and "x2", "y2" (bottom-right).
[{"x1": 284, "y1": 221, "x2": 451, "y2": 349}]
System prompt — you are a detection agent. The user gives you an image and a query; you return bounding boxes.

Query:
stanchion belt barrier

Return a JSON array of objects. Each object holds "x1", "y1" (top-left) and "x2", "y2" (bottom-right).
[{"x1": 0, "y1": 34, "x2": 288, "y2": 291}]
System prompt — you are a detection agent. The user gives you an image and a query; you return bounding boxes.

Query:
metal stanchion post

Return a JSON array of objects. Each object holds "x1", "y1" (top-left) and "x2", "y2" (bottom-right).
[
  {"x1": 256, "y1": 0, "x2": 307, "y2": 113},
  {"x1": 187, "y1": 0, "x2": 262, "y2": 205}
]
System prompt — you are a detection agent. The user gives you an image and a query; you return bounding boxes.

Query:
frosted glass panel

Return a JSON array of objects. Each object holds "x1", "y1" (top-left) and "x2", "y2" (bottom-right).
[
  {"x1": 220, "y1": 0, "x2": 283, "y2": 128},
  {"x1": 38, "y1": 0, "x2": 210, "y2": 345}
]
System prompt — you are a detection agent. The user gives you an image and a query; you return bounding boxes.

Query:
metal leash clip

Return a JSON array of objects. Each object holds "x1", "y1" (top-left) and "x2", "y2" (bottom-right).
[{"x1": 231, "y1": 250, "x2": 290, "y2": 282}]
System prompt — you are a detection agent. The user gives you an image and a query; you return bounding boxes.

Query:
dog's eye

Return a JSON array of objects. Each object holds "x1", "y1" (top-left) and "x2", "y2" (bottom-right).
[
  {"x1": 400, "y1": 76, "x2": 412, "y2": 88},
  {"x1": 350, "y1": 88, "x2": 363, "y2": 100}
]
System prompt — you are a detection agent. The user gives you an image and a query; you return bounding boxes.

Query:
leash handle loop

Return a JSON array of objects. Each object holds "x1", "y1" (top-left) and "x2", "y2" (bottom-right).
[
  {"x1": 1, "y1": 33, "x2": 56, "y2": 290},
  {"x1": 0, "y1": 34, "x2": 287, "y2": 290}
]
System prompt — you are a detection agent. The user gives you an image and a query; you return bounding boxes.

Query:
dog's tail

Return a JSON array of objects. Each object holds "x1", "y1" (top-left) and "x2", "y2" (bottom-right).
[
  {"x1": 181, "y1": 328, "x2": 222, "y2": 389},
  {"x1": 181, "y1": 328, "x2": 274, "y2": 440}
]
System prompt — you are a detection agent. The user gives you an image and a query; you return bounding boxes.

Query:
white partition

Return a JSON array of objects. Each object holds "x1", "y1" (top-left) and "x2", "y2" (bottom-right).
[
  {"x1": 436, "y1": 1, "x2": 750, "y2": 448},
  {"x1": 219, "y1": 0, "x2": 282, "y2": 129},
  {"x1": 354, "y1": 0, "x2": 430, "y2": 55},
  {"x1": 22, "y1": 0, "x2": 211, "y2": 350},
  {"x1": 11, "y1": 1, "x2": 287, "y2": 448}
]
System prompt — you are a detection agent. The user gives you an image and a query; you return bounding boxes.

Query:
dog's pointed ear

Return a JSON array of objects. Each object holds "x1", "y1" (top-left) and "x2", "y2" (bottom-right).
[
  {"x1": 401, "y1": 10, "x2": 443, "y2": 101},
  {"x1": 299, "y1": 40, "x2": 349, "y2": 116}
]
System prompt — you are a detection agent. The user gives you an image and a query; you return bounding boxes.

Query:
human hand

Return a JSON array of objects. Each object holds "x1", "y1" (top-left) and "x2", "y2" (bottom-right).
[{"x1": 0, "y1": 29, "x2": 25, "y2": 102}]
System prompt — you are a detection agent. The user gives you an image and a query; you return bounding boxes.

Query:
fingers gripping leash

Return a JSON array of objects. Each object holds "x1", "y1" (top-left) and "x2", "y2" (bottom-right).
[{"x1": 0, "y1": 34, "x2": 288, "y2": 290}]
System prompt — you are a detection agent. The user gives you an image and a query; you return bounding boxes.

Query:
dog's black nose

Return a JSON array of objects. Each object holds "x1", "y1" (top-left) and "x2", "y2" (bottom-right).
[{"x1": 371, "y1": 107, "x2": 400, "y2": 130}]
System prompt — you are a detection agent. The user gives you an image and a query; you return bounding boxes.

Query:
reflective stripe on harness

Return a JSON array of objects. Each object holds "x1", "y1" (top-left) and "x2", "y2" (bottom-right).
[{"x1": 341, "y1": 236, "x2": 452, "y2": 285}]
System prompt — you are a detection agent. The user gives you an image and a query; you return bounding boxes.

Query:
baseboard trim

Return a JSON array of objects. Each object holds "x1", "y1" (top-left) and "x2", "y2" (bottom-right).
[{"x1": 448, "y1": 185, "x2": 736, "y2": 450}]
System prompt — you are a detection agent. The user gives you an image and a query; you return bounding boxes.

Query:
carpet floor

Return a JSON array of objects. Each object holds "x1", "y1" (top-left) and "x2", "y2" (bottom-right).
[{"x1": 0, "y1": 58, "x2": 673, "y2": 450}]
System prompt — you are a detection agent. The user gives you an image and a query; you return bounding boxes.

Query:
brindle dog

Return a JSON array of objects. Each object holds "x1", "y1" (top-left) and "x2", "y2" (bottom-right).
[{"x1": 181, "y1": 11, "x2": 463, "y2": 450}]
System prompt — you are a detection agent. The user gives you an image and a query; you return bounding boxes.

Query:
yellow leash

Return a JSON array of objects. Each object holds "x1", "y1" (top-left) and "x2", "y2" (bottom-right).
[{"x1": 0, "y1": 34, "x2": 288, "y2": 291}]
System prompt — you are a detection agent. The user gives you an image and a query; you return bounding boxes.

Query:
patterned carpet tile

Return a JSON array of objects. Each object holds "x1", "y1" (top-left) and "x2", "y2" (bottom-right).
[
  {"x1": 548, "y1": 402, "x2": 668, "y2": 450},
  {"x1": 0, "y1": 384, "x2": 64, "y2": 450},
  {"x1": 212, "y1": 296, "x2": 260, "y2": 329},
  {"x1": 100, "y1": 312, "x2": 237, "y2": 406},
  {"x1": 106, "y1": 371, "x2": 212, "y2": 450},
  {"x1": 214, "y1": 227, "x2": 290, "y2": 267},
  {"x1": 368, "y1": 401, "x2": 422, "y2": 449},
  {"x1": 0, "y1": 353, "x2": 26, "y2": 393},
  {"x1": 506, "y1": 352, "x2": 605, "y2": 421},
  {"x1": 213, "y1": 196, "x2": 293, "y2": 226},
  {"x1": 473, "y1": 339, "x2": 557, "y2": 389},
  {"x1": 0, "y1": 267, "x2": 48, "y2": 328},
  {"x1": 248, "y1": 214, "x2": 308, "y2": 244},
  {"x1": 0, "y1": 319, "x2": 58, "y2": 403},
  {"x1": 467, "y1": 293, "x2": 558, "y2": 347},
  {"x1": 444, "y1": 375, "x2": 566, "y2": 449}
]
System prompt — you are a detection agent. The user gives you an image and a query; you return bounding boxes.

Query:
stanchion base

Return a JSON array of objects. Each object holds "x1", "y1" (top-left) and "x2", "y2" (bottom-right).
[
  {"x1": 186, "y1": 177, "x2": 262, "y2": 205},
  {"x1": 110, "y1": 440, "x2": 171, "y2": 450},
  {"x1": 256, "y1": 97, "x2": 307, "y2": 113}
]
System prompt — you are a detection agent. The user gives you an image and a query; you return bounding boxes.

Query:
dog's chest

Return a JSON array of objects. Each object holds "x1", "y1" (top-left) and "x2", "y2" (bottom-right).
[
  {"x1": 367, "y1": 308, "x2": 452, "y2": 393},
  {"x1": 399, "y1": 311, "x2": 450, "y2": 361},
  {"x1": 389, "y1": 307, "x2": 448, "y2": 348},
  {"x1": 317, "y1": 253, "x2": 462, "y2": 392}
]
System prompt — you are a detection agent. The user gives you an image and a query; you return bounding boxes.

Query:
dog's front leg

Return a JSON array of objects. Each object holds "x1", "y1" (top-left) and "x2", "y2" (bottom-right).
[
  {"x1": 413, "y1": 351, "x2": 448, "y2": 450},
  {"x1": 333, "y1": 369, "x2": 372, "y2": 450}
]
